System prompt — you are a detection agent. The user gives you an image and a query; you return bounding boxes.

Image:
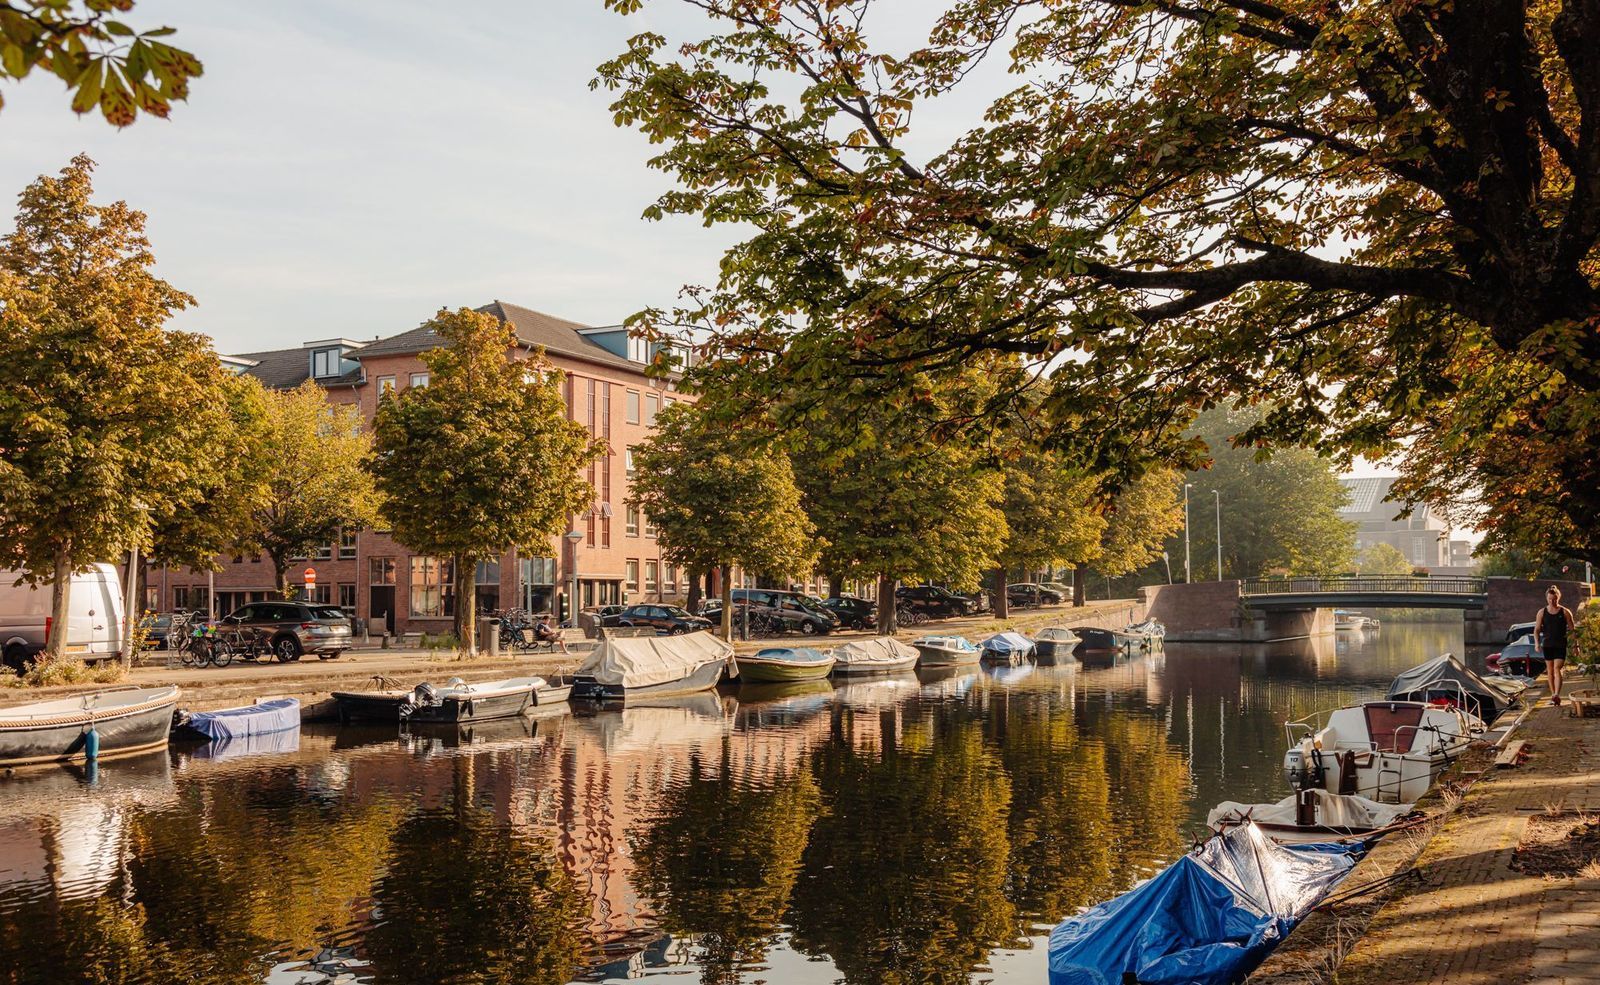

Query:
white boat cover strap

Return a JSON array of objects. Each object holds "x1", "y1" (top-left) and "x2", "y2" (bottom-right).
[
  {"x1": 575, "y1": 632, "x2": 735, "y2": 688},
  {"x1": 834, "y1": 636, "x2": 919, "y2": 665}
]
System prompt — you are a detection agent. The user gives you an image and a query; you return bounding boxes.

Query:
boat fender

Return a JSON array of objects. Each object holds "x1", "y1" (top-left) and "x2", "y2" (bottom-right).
[
  {"x1": 84, "y1": 726, "x2": 100, "y2": 761},
  {"x1": 464, "y1": 698, "x2": 475, "y2": 719}
]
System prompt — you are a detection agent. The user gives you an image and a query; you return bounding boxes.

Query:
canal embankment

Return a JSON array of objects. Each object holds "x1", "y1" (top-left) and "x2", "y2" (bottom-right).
[
  {"x1": 0, "y1": 599, "x2": 1140, "y2": 720},
  {"x1": 1252, "y1": 690, "x2": 1600, "y2": 985}
]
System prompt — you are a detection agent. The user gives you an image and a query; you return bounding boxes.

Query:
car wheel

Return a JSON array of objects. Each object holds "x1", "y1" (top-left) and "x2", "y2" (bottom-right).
[
  {"x1": 799, "y1": 621, "x2": 819, "y2": 636},
  {"x1": 274, "y1": 635, "x2": 302, "y2": 662},
  {"x1": 669, "y1": 626, "x2": 685, "y2": 635},
  {"x1": 3, "y1": 643, "x2": 29, "y2": 673}
]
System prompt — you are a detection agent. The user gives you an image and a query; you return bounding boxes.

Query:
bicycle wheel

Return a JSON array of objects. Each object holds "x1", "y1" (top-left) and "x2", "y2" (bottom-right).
[{"x1": 211, "y1": 639, "x2": 234, "y2": 668}]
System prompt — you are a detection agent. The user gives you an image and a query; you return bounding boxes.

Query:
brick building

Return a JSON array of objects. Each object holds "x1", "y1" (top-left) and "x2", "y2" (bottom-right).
[{"x1": 144, "y1": 301, "x2": 700, "y2": 636}]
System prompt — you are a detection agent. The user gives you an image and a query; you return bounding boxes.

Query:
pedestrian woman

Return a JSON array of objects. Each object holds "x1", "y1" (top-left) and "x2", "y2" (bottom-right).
[{"x1": 1535, "y1": 586, "x2": 1576, "y2": 706}]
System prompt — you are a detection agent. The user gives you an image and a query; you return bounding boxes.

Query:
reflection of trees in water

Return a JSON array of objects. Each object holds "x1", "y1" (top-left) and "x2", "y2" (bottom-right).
[
  {"x1": 631, "y1": 745, "x2": 822, "y2": 984},
  {"x1": 788, "y1": 718, "x2": 1014, "y2": 985},
  {"x1": 365, "y1": 757, "x2": 587, "y2": 985},
  {"x1": 0, "y1": 892, "x2": 183, "y2": 985}
]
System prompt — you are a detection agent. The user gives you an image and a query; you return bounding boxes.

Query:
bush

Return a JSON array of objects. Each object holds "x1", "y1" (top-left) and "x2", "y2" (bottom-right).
[
  {"x1": 3, "y1": 659, "x2": 128, "y2": 689},
  {"x1": 1572, "y1": 601, "x2": 1600, "y2": 678}
]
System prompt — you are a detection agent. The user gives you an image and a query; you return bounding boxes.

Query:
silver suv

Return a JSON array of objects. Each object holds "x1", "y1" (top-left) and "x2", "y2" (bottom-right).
[{"x1": 222, "y1": 601, "x2": 353, "y2": 661}]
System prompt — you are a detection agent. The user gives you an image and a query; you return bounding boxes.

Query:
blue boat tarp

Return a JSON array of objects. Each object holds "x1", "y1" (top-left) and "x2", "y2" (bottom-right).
[
  {"x1": 182, "y1": 698, "x2": 300, "y2": 740},
  {"x1": 1047, "y1": 823, "x2": 1365, "y2": 985},
  {"x1": 981, "y1": 631, "x2": 1035, "y2": 655}
]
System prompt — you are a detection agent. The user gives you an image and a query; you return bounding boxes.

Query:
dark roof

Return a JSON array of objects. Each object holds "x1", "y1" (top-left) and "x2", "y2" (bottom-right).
[
  {"x1": 348, "y1": 300, "x2": 640, "y2": 371},
  {"x1": 230, "y1": 348, "x2": 362, "y2": 389}
]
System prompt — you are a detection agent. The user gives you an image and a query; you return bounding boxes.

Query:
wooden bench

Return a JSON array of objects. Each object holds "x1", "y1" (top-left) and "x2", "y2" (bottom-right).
[{"x1": 597, "y1": 626, "x2": 656, "y2": 640}]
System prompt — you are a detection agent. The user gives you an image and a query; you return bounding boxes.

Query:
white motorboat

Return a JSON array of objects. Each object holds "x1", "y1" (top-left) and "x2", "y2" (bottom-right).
[
  {"x1": 911, "y1": 635, "x2": 981, "y2": 666},
  {"x1": 1209, "y1": 791, "x2": 1414, "y2": 844},
  {"x1": 831, "y1": 636, "x2": 920, "y2": 675},
  {"x1": 1282, "y1": 700, "x2": 1482, "y2": 804},
  {"x1": 1033, "y1": 627, "x2": 1081, "y2": 664}
]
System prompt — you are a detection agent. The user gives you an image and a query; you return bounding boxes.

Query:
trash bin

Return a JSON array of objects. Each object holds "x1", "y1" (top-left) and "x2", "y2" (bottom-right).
[{"x1": 484, "y1": 617, "x2": 501, "y2": 657}]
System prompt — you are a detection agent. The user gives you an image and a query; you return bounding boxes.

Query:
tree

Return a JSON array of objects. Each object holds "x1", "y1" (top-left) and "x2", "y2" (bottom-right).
[
  {"x1": 1078, "y1": 471, "x2": 1183, "y2": 605},
  {"x1": 0, "y1": 155, "x2": 234, "y2": 662},
  {"x1": 233, "y1": 380, "x2": 380, "y2": 599},
  {"x1": 1358, "y1": 543, "x2": 1413, "y2": 576},
  {"x1": 629, "y1": 402, "x2": 818, "y2": 639},
  {"x1": 1, "y1": 2, "x2": 202, "y2": 126},
  {"x1": 993, "y1": 449, "x2": 1104, "y2": 617},
  {"x1": 370, "y1": 308, "x2": 598, "y2": 655},
  {"x1": 1181, "y1": 406, "x2": 1355, "y2": 579},
  {"x1": 596, "y1": 1, "x2": 1600, "y2": 543}
]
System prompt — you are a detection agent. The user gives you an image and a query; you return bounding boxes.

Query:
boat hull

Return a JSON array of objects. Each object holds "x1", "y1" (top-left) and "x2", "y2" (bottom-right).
[
  {"x1": 0, "y1": 691, "x2": 178, "y2": 768},
  {"x1": 914, "y1": 644, "x2": 980, "y2": 667},
  {"x1": 736, "y1": 656, "x2": 835, "y2": 683},
  {"x1": 570, "y1": 657, "x2": 726, "y2": 701},
  {"x1": 332, "y1": 687, "x2": 536, "y2": 724},
  {"x1": 1034, "y1": 641, "x2": 1078, "y2": 664}
]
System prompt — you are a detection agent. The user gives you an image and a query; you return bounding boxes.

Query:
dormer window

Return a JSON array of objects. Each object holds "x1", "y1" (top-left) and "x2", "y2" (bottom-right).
[
  {"x1": 627, "y1": 335, "x2": 649, "y2": 363},
  {"x1": 311, "y1": 347, "x2": 341, "y2": 379}
]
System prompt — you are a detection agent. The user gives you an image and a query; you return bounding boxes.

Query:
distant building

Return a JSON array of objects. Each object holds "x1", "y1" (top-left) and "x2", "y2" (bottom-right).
[{"x1": 1339, "y1": 476, "x2": 1452, "y2": 570}]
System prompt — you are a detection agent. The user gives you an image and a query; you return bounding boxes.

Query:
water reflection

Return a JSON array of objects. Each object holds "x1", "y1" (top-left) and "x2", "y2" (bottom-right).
[{"x1": 0, "y1": 619, "x2": 1468, "y2": 984}]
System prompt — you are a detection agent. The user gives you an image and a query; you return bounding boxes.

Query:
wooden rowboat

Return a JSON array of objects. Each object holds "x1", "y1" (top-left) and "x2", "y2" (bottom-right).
[{"x1": 0, "y1": 685, "x2": 180, "y2": 768}]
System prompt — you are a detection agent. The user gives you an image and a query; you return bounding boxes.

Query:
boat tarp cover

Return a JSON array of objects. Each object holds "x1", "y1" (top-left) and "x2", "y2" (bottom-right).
[
  {"x1": 1208, "y1": 794, "x2": 1410, "y2": 833},
  {"x1": 183, "y1": 698, "x2": 300, "y2": 740},
  {"x1": 1047, "y1": 823, "x2": 1364, "y2": 985},
  {"x1": 981, "y1": 631, "x2": 1035, "y2": 654},
  {"x1": 1386, "y1": 654, "x2": 1517, "y2": 720},
  {"x1": 576, "y1": 632, "x2": 735, "y2": 689},
  {"x1": 834, "y1": 636, "x2": 919, "y2": 666},
  {"x1": 1037, "y1": 627, "x2": 1080, "y2": 643}
]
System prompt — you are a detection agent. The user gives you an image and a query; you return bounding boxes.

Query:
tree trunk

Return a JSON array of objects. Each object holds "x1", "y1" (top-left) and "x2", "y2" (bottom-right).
[
  {"x1": 825, "y1": 570, "x2": 844, "y2": 598},
  {"x1": 687, "y1": 566, "x2": 704, "y2": 613},
  {"x1": 45, "y1": 547, "x2": 72, "y2": 663},
  {"x1": 269, "y1": 551, "x2": 292, "y2": 600},
  {"x1": 993, "y1": 567, "x2": 1009, "y2": 619},
  {"x1": 719, "y1": 564, "x2": 734, "y2": 640},
  {"x1": 877, "y1": 574, "x2": 898, "y2": 634},
  {"x1": 455, "y1": 554, "x2": 477, "y2": 659},
  {"x1": 1073, "y1": 563, "x2": 1088, "y2": 607}
]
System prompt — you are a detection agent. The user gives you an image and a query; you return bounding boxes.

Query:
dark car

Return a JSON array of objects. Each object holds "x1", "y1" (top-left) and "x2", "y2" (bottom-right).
[
  {"x1": 895, "y1": 585, "x2": 974, "y2": 619},
  {"x1": 955, "y1": 589, "x2": 991, "y2": 614},
  {"x1": 711, "y1": 590, "x2": 839, "y2": 635},
  {"x1": 1005, "y1": 583, "x2": 1064, "y2": 608},
  {"x1": 821, "y1": 595, "x2": 877, "y2": 630},
  {"x1": 600, "y1": 604, "x2": 712, "y2": 635},
  {"x1": 221, "y1": 600, "x2": 353, "y2": 660}
]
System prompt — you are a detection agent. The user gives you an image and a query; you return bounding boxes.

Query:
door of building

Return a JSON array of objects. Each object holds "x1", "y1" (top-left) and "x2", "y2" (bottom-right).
[{"x1": 369, "y1": 586, "x2": 396, "y2": 634}]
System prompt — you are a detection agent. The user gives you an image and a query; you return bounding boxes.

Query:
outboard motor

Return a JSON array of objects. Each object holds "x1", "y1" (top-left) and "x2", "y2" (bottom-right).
[{"x1": 411, "y1": 682, "x2": 439, "y2": 708}]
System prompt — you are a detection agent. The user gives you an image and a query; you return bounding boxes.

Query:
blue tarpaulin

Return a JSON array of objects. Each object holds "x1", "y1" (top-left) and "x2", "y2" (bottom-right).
[
  {"x1": 182, "y1": 698, "x2": 300, "y2": 740},
  {"x1": 1047, "y1": 823, "x2": 1365, "y2": 985},
  {"x1": 981, "y1": 631, "x2": 1035, "y2": 656}
]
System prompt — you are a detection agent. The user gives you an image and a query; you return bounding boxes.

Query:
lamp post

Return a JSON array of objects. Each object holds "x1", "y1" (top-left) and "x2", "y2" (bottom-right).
[
  {"x1": 1183, "y1": 483, "x2": 1193, "y2": 583},
  {"x1": 564, "y1": 530, "x2": 584, "y2": 628},
  {"x1": 1213, "y1": 489, "x2": 1223, "y2": 580}
]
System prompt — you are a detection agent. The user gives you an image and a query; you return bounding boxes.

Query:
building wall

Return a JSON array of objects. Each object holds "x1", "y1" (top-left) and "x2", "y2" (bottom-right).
[{"x1": 147, "y1": 346, "x2": 700, "y2": 635}]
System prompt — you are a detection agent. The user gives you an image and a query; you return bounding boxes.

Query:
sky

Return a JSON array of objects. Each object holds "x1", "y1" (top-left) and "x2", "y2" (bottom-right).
[{"x1": 1, "y1": 0, "x2": 1398, "y2": 481}]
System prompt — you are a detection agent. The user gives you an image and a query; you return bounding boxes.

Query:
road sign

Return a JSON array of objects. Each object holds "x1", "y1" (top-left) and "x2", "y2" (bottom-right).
[{"x1": 304, "y1": 566, "x2": 317, "y2": 587}]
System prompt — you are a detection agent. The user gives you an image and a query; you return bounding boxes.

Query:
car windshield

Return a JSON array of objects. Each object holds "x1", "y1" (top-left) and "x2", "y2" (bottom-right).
[
  {"x1": 795, "y1": 595, "x2": 829, "y2": 612},
  {"x1": 310, "y1": 606, "x2": 348, "y2": 620}
]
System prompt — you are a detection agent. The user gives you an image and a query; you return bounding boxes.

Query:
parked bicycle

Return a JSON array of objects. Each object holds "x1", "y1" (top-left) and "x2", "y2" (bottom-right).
[{"x1": 167, "y1": 613, "x2": 233, "y2": 669}]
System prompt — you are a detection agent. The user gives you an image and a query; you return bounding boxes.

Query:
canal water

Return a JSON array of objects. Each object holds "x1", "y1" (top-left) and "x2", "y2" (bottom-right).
[{"x1": 0, "y1": 620, "x2": 1470, "y2": 985}]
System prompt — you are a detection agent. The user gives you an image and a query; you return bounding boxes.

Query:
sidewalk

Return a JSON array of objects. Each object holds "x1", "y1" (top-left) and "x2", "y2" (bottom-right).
[{"x1": 1295, "y1": 694, "x2": 1600, "y2": 985}]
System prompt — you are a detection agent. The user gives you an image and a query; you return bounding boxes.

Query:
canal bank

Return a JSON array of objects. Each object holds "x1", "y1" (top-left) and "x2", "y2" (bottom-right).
[
  {"x1": 1253, "y1": 690, "x2": 1600, "y2": 985},
  {"x1": 0, "y1": 599, "x2": 1140, "y2": 720}
]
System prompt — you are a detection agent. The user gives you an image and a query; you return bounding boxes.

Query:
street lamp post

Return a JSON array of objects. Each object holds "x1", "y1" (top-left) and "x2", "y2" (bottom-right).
[
  {"x1": 1213, "y1": 489, "x2": 1223, "y2": 580},
  {"x1": 564, "y1": 530, "x2": 584, "y2": 628},
  {"x1": 1183, "y1": 483, "x2": 1193, "y2": 583}
]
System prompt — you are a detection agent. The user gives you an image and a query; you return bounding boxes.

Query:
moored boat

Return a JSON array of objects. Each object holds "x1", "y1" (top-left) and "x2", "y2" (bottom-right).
[
  {"x1": 1282, "y1": 699, "x2": 1481, "y2": 804},
  {"x1": 175, "y1": 697, "x2": 300, "y2": 740},
  {"x1": 1126, "y1": 618, "x2": 1166, "y2": 648},
  {"x1": 910, "y1": 634, "x2": 980, "y2": 666},
  {"x1": 570, "y1": 631, "x2": 734, "y2": 700},
  {"x1": 980, "y1": 631, "x2": 1035, "y2": 664},
  {"x1": 735, "y1": 646, "x2": 836, "y2": 683},
  {"x1": 1071, "y1": 627, "x2": 1123, "y2": 652},
  {"x1": 332, "y1": 676, "x2": 548, "y2": 724},
  {"x1": 1486, "y1": 635, "x2": 1546, "y2": 680},
  {"x1": 1033, "y1": 627, "x2": 1081, "y2": 664},
  {"x1": 0, "y1": 685, "x2": 180, "y2": 768},
  {"x1": 1209, "y1": 791, "x2": 1414, "y2": 844},
  {"x1": 1386, "y1": 653, "x2": 1524, "y2": 723},
  {"x1": 831, "y1": 636, "x2": 919, "y2": 675}
]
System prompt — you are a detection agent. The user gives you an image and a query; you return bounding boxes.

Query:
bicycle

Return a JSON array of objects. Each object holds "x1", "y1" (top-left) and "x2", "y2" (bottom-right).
[{"x1": 168, "y1": 614, "x2": 234, "y2": 669}]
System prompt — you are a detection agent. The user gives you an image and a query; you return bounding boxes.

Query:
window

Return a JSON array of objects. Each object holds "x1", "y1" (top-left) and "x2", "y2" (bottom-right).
[
  {"x1": 645, "y1": 561, "x2": 658, "y2": 592},
  {"x1": 306, "y1": 584, "x2": 332, "y2": 604},
  {"x1": 628, "y1": 335, "x2": 649, "y2": 363},
  {"x1": 665, "y1": 566, "x2": 677, "y2": 592},
  {"x1": 625, "y1": 448, "x2": 636, "y2": 482},
  {"x1": 311, "y1": 347, "x2": 340, "y2": 379},
  {"x1": 602, "y1": 383, "x2": 612, "y2": 438},
  {"x1": 314, "y1": 542, "x2": 334, "y2": 561},
  {"x1": 476, "y1": 560, "x2": 501, "y2": 613},
  {"x1": 340, "y1": 527, "x2": 359, "y2": 559},
  {"x1": 520, "y1": 556, "x2": 556, "y2": 585},
  {"x1": 370, "y1": 557, "x2": 397, "y2": 585},
  {"x1": 626, "y1": 389, "x2": 640, "y2": 424},
  {"x1": 645, "y1": 392, "x2": 659, "y2": 426},
  {"x1": 626, "y1": 559, "x2": 640, "y2": 591},
  {"x1": 626, "y1": 505, "x2": 640, "y2": 537},
  {"x1": 337, "y1": 583, "x2": 357, "y2": 614},
  {"x1": 410, "y1": 556, "x2": 454, "y2": 618},
  {"x1": 409, "y1": 372, "x2": 430, "y2": 388},
  {"x1": 377, "y1": 375, "x2": 396, "y2": 395},
  {"x1": 644, "y1": 514, "x2": 656, "y2": 538}
]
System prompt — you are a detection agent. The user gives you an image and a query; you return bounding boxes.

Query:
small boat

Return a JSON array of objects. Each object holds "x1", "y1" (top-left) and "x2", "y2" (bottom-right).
[
  {"x1": 175, "y1": 697, "x2": 300, "y2": 740},
  {"x1": 1334, "y1": 609, "x2": 1360, "y2": 631},
  {"x1": 735, "y1": 646, "x2": 836, "y2": 683},
  {"x1": 1486, "y1": 635, "x2": 1546, "y2": 680},
  {"x1": 331, "y1": 676, "x2": 550, "y2": 724},
  {"x1": 1387, "y1": 653, "x2": 1524, "y2": 723},
  {"x1": 1282, "y1": 699, "x2": 1482, "y2": 804},
  {"x1": 831, "y1": 635, "x2": 919, "y2": 675},
  {"x1": 911, "y1": 635, "x2": 981, "y2": 666},
  {"x1": 1033, "y1": 627, "x2": 1081, "y2": 664},
  {"x1": 0, "y1": 685, "x2": 180, "y2": 767},
  {"x1": 1047, "y1": 822, "x2": 1365, "y2": 985},
  {"x1": 980, "y1": 631, "x2": 1035, "y2": 663},
  {"x1": 1127, "y1": 618, "x2": 1166, "y2": 646},
  {"x1": 1072, "y1": 627, "x2": 1124, "y2": 652},
  {"x1": 570, "y1": 631, "x2": 734, "y2": 700},
  {"x1": 1209, "y1": 791, "x2": 1414, "y2": 844}
]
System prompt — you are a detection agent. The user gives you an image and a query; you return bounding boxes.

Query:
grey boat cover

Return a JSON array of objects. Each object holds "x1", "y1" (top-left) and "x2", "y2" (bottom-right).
[
  {"x1": 576, "y1": 632, "x2": 735, "y2": 689},
  {"x1": 833, "y1": 635, "x2": 919, "y2": 668},
  {"x1": 1386, "y1": 654, "x2": 1518, "y2": 722}
]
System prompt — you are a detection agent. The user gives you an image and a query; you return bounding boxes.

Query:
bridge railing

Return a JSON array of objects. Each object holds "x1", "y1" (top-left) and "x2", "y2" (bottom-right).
[{"x1": 1240, "y1": 575, "x2": 1487, "y2": 596}]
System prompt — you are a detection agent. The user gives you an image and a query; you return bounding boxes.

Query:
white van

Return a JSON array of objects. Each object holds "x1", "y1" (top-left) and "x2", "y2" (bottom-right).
[{"x1": 0, "y1": 563, "x2": 125, "y2": 670}]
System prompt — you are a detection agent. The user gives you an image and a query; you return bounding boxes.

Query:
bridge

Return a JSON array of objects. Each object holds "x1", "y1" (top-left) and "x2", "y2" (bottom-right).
[{"x1": 1141, "y1": 576, "x2": 1588, "y2": 644}]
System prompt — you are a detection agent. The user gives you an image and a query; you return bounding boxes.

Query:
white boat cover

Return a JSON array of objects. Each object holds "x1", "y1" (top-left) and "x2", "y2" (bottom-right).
[
  {"x1": 576, "y1": 632, "x2": 735, "y2": 689},
  {"x1": 1208, "y1": 794, "x2": 1411, "y2": 833},
  {"x1": 834, "y1": 636, "x2": 919, "y2": 667}
]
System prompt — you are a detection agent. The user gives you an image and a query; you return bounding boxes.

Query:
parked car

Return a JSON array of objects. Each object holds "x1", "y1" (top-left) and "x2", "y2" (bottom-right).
[
  {"x1": 1006, "y1": 583, "x2": 1065, "y2": 608},
  {"x1": 220, "y1": 600, "x2": 353, "y2": 661},
  {"x1": 140, "y1": 612, "x2": 182, "y2": 649},
  {"x1": 1039, "y1": 581, "x2": 1075, "y2": 599},
  {"x1": 1, "y1": 562, "x2": 125, "y2": 670},
  {"x1": 895, "y1": 585, "x2": 975, "y2": 619},
  {"x1": 717, "y1": 589, "x2": 840, "y2": 635},
  {"x1": 600, "y1": 604, "x2": 712, "y2": 635},
  {"x1": 955, "y1": 588, "x2": 991, "y2": 614},
  {"x1": 822, "y1": 595, "x2": 877, "y2": 630}
]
